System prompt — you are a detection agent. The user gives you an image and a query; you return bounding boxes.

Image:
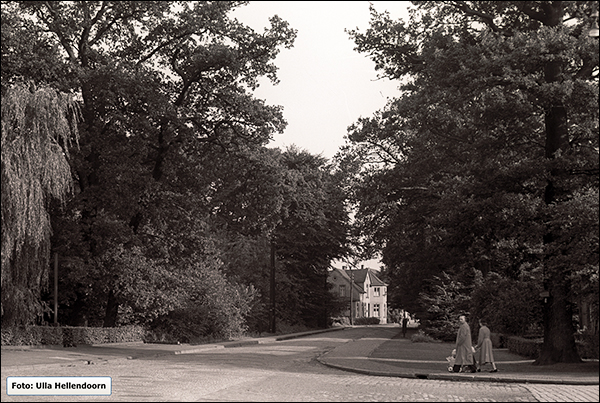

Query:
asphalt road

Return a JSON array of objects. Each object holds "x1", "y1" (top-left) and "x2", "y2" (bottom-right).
[{"x1": 2, "y1": 327, "x2": 598, "y2": 402}]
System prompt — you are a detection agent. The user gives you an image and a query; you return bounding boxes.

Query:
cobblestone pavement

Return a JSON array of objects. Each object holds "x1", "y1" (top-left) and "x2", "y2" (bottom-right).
[
  {"x1": 3, "y1": 331, "x2": 598, "y2": 402},
  {"x1": 521, "y1": 384, "x2": 599, "y2": 402},
  {"x1": 2, "y1": 354, "x2": 540, "y2": 402}
]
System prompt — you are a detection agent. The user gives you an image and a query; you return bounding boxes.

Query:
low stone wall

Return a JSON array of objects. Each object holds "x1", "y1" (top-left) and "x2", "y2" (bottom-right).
[{"x1": 1, "y1": 325, "x2": 145, "y2": 347}]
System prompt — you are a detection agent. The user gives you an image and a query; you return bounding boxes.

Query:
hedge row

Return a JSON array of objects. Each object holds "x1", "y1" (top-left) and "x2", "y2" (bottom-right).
[
  {"x1": 353, "y1": 317, "x2": 382, "y2": 325},
  {"x1": 507, "y1": 336, "x2": 542, "y2": 358},
  {"x1": 507, "y1": 335, "x2": 599, "y2": 359},
  {"x1": 1, "y1": 325, "x2": 145, "y2": 347}
]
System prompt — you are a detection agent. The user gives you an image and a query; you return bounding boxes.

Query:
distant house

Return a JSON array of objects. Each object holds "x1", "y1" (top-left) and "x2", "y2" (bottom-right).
[{"x1": 328, "y1": 266, "x2": 388, "y2": 324}]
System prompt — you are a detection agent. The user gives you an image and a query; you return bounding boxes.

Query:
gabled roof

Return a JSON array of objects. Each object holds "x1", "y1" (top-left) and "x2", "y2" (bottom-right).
[
  {"x1": 344, "y1": 268, "x2": 387, "y2": 289},
  {"x1": 369, "y1": 271, "x2": 387, "y2": 286},
  {"x1": 329, "y1": 267, "x2": 364, "y2": 294}
]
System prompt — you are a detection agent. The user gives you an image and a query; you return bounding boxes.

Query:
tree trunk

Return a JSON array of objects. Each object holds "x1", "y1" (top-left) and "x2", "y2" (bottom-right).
[
  {"x1": 535, "y1": 272, "x2": 581, "y2": 364},
  {"x1": 534, "y1": 23, "x2": 581, "y2": 362},
  {"x1": 535, "y1": 121, "x2": 582, "y2": 364}
]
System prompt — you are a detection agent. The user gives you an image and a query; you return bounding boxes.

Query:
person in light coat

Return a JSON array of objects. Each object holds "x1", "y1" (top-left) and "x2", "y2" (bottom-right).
[
  {"x1": 475, "y1": 319, "x2": 498, "y2": 372},
  {"x1": 453, "y1": 315, "x2": 477, "y2": 373}
]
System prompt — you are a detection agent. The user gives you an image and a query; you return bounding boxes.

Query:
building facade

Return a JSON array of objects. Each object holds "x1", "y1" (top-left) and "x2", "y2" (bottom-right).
[{"x1": 328, "y1": 266, "x2": 388, "y2": 324}]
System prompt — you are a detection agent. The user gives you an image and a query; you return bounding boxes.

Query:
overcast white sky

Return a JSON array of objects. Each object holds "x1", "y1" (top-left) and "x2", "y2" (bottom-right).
[
  {"x1": 232, "y1": 2, "x2": 411, "y2": 270},
  {"x1": 232, "y1": 1, "x2": 410, "y2": 160}
]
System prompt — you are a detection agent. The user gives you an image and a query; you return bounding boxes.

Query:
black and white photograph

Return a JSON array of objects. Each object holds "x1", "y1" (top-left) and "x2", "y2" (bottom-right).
[{"x1": 1, "y1": 1, "x2": 598, "y2": 401}]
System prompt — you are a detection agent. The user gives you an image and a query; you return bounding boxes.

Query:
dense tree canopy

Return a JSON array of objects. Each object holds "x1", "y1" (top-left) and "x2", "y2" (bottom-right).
[
  {"x1": 1, "y1": 1, "x2": 352, "y2": 338},
  {"x1": 337, "y1": 1, "x2": 598, "y2": 363}
]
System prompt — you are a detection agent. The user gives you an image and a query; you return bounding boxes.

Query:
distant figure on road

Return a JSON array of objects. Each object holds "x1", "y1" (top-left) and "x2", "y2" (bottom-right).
[
  {"x1": 453, "y1": 315, "x2": 477, "y2": 373},
  {"x1": 475, "y1": 319, "x2": 498, "y2": 372},
  {"x1": 402, "y1": 315, "x2": 408, "y2": 338}
]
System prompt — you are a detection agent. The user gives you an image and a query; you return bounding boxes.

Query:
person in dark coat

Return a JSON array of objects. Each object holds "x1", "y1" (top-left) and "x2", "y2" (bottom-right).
[
  {"x1": 475, "y1": 319, "x2": 498, "y2": 372},
  {"x1": 402, "y1": 315, "x2": 408, "y2": 338},
  {"x1": 453, "y1": 315, "x2": 477, "y2": 373}
]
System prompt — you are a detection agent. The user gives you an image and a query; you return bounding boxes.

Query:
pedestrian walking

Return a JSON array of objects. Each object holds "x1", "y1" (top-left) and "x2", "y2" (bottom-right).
[
  {"x1": 453, "y1": 315, "x2": 477, "y2": 373},
  {"x1": 402, "y1": 315, "x2": 408, "y2": 338},
  {"x1": 475, "y1": 319, "x2": 498, "y2": 372}
]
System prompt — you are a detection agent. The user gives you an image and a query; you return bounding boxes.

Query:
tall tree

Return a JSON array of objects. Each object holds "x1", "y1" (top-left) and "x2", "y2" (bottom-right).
[
  {"x1": 339, "y1": 1, "x2": 598, "y2": 363},
  {"x1": 274, "y1": 147, "x2": 351, "y2": 328},
  {"x1": 214, "y1": 146, "x2": 352, "y2": 331},
  {"x1": 1, "y1": 83, "x2": 80, "y2": 326},
  {"x1": 3, "y1": 1, "x2": 297, "y2": 328}
]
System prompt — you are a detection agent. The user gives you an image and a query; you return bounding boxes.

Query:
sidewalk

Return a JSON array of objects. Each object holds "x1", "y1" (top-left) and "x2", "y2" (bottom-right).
[
  {"x1": 316, "y1": 328, "x2": 599, "y2": 385},
  {"x1": 2, "y1": 326, "x2": 598, "y2": 386}
]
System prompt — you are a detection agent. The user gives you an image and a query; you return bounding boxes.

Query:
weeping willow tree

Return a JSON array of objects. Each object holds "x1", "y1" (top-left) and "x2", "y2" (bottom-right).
[{"x1": 1, "y1": 82, "x2": 80, "y2": 327}]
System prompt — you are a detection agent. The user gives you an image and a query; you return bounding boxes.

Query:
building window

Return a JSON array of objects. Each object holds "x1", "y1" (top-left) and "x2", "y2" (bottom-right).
[
  {"x1": 373, "y1": 287, "x2": 380, "y2": 296},
  {"x1": 374, "y1": 303, "x2": 380, "y2": 317},
  {"x1": 339, "y1": 285, "x2": 346, "y2": 297}
]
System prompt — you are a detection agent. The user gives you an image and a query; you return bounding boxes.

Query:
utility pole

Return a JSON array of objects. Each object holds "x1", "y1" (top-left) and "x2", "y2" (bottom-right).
[
  {"x1": 54, "y1": 252, "x2": 58, "y2": 325},
  {"x1": 269, "y1": 239, "x2": 276, "y2": 334},
  {"x1": 349, "y1": 269, "x2": 354, "y2": 326}
]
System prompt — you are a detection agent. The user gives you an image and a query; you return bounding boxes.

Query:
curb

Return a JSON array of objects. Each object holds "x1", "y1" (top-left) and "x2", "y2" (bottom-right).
[
  {"x1": 426, "y1": 372, "x2": 600, "y2": 385},
  {"x1": 275, "y1": 326, "x2": 346, "y2": 341},
  {"x1": 316, "y1": 356, "x2": 600, "y2": 386}
]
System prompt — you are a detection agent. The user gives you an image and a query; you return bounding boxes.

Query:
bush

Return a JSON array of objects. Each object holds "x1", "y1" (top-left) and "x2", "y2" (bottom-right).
[
  {"x1": 417, "y1": 272, "x2": 471, "y2": 342},
  {"x1": 490, "y1": 332, "x2": 507, "y2": 349},
  {"x1": 147, "y1": 272, "x2": 255, "y2": 343},
  {"x1": 576, "y1": 333, "x2": 599, "y2": 359},
  {"x1": 411, "y1": 329, "x2": 442, "y2": 343},
  {"x1": 507, "y1": 336, "x2": 542, "y2": 358},
  {"x1": 422, "y1": 321, "x2": 460, "y2": 342},
  {"x1": 274, "y1": 321, "x2": 313, "y2": 335},
  {"x1": 353, "y1": 317, "x2": 381, "y2": 325},
  {"x1": 63, "y1": 325, "x2": 145, "y2": 346},
  {"x1": 470, "y1": 272, "x2": 543, "y2": 336},
  {"x1": 1, "y1": 325, "x2": 145, "y2": 346},
  {"x1": 1, "y1": 326, "x2": 63, "y2": 346},
  {"x1": 388, "y1": 309, "x2": 404, "y2": 324},
  {"x1": 330, "y1": 316, "x2": 350, "y2": 326}
]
